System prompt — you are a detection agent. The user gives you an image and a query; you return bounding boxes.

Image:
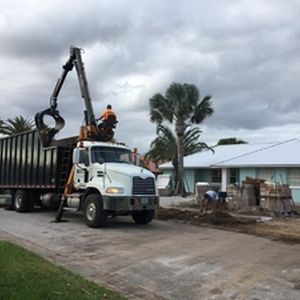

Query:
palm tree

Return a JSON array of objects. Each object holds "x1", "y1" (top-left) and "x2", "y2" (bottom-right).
[
  {"x1": 146, "y1": 125, "x2": 212, "y2": 193},
  {"x1": 150, "y1": 83, "x2": 213, "y2": 195},
  {"x1": 0, "y1": 116, "x2": 35, "y2": 136}
]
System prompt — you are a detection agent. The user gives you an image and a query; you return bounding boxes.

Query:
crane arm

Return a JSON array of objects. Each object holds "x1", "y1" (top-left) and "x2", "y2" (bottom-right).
[
  {"x1": 72, "y1": 47, "x2": 96, "y2": 127},
  {"x1": 35, "y1": 47, "x2": 97, "y2": 147},
  {"x1": 49, "y1": 52, "x2": 74, "y2": 110}
]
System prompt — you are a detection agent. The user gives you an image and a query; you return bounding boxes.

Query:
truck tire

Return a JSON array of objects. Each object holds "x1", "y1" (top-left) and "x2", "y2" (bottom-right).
[
  {"x1": 83, "y1": 194, "x2": 107, "y2": 228},
  {"x1": 14, "y1": 190, "x2": 29, "y2": 213},
  {"x1": 4, "y1": 190, "x2": 15, "y2": 210},
  {"x1": 132, "y1": 210, "x2": 155, "y2": 224}
]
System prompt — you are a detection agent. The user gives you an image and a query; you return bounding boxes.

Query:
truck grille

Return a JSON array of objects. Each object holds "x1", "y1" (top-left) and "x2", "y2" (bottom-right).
[{"x1": 132, "y1": 176, "x2": 156, "y2": 195}]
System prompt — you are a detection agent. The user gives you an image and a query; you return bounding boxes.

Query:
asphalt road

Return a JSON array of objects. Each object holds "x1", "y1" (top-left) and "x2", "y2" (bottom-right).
[{"x1": 0, "y1": 208, "x2": 300, "y2": 300}]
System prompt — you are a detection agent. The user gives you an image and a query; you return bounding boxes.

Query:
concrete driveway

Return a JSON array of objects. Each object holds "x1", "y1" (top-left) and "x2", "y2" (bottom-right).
[{"x1": 0, "y1": 208, "x2": 300, "y2": 300}]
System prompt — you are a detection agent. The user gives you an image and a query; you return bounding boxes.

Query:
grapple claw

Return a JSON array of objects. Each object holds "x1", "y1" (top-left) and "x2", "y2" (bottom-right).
[{"x1": 35, "y1": 108, "x2": 65, "y2": 147}]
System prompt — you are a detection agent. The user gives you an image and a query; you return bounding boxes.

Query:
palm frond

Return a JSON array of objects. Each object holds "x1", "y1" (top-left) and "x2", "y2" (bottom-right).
[
  {"x1": 183, "y1": 83, "x2": 199, "y2": 109},
  {"x1": 146, "y1": 125, "x2": 213, "y2": 164},
  {"x1": 149, "y1": 93, "x2": 173, "y2": 123},
  {"x1": 190, "y1": 95, "x2": 214, "y2": 124},
  {"x1": 183, "y1": 127, "x2": 213, "y2": 155},
  {"x1": 0, "y1": 116, "x2": 35, "y2": 135},
  {"x1": 146, "y1": 125, "x2": 177, "y2": 163}
]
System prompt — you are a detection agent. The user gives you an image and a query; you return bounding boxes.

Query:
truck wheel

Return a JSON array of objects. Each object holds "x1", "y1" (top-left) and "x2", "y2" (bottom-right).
[
  {"x1": 132, "y1": 210, "x2": 155, "y2": 224},
  {"x1": 14, "y1": 190, "x2": 29, "y2": 213},
  {"x1": 4, "y1": 190, "x2": 15, "y2": 210},
  {"x1": 83, "y1": 194, "x2": 107, "y2": 228}
]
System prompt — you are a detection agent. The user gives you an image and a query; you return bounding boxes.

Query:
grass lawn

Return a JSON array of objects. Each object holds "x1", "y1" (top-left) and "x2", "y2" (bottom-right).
[{"x1": 0, "y1": 241, "x2": 126, "y2": 300}]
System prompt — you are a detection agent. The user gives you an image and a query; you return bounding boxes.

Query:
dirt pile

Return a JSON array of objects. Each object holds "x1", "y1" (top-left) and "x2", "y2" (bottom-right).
[
  {"x1": 242, "y1": 219, "x2": 300, "y2": 244},
  {"x1": 156, "y1": 207, "x2": 300, "y2": 244},
  {"x1": 156, "y1": 207, "x2": 255, "y2": 226}
]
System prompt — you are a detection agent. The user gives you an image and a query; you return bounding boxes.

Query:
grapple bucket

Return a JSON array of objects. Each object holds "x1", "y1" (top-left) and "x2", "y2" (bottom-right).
[{"x1": 35, "y1": 108, "x2": 65, "y2": 147}]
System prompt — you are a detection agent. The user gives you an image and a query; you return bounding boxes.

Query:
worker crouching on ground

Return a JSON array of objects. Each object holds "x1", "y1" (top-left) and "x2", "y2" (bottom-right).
[
  {"x1": 201, "y1": 190, "x2": 218, "y2": 213},
  {"x1": 97, "y1": 104, "x2": 117, "y2": 129}
]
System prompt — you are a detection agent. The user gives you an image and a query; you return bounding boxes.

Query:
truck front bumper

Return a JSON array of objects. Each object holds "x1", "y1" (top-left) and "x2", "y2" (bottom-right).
[{"x1": 102, "y1": 195, "x2": 159, "y2": 211}]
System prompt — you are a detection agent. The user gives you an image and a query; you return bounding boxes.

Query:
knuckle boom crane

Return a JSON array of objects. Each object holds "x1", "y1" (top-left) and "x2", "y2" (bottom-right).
[{"x1": 35, "y1": 46, "x2": 115, "y2": 147}]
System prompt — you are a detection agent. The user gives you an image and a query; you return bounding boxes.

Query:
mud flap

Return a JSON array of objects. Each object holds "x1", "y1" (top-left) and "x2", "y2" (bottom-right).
[{"x1": 55, "y1": 200, "x2": 65, "y2": 222}]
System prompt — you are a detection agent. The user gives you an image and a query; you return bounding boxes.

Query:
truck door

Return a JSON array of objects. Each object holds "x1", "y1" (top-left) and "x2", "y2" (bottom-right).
[{"x1": 74, "y1": 148, "x2": 90, "y2": 188}]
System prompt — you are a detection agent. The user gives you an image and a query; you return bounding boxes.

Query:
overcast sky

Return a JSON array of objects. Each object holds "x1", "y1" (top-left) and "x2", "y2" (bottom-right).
[{"x1": 0, "y1": 0, "x2": 299, "y2": 152}]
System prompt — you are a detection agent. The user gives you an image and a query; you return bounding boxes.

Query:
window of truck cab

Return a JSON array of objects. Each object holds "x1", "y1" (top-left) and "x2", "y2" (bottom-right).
[{"x1": 91, "y1": 147, "x2": 133, "y2": 164}]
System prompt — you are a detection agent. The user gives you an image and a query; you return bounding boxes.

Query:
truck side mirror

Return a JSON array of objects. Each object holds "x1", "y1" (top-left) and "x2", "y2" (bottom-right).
[{"x1": 73, "y1": 148, "x2": 81, "y2": 164}]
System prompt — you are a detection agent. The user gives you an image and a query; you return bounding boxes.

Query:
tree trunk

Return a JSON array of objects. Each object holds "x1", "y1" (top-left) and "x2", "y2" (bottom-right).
[
  {"x1": 175, "y1": 122, "x2": 185, "y2": 196},
  {"x1": 172, "y1": 159, "x2": 178, "y2": 195}
]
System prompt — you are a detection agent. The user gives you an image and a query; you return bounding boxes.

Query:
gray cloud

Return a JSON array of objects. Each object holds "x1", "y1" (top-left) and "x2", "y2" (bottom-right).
[{"x1": 1, "y1": 0, "x2": 300, "y2": 152}]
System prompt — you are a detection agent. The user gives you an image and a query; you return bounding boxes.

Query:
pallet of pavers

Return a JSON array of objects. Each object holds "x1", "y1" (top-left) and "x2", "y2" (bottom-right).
[{"x1": 260, "y1": 183, "x2": 293, "y2": 214}]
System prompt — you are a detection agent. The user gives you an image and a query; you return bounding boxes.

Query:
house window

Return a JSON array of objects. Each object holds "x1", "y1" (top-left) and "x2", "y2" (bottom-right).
[
  {"x1": 230, "y1": 169, "x2": 239, "y2": 184},
  {"x1": 257, "y1": 168, "x2": 275, "y2": 181},
  {"x1": 211, "y1": 169, "x2": 221, "y2": 183},
  {"x1": 287, "y1": 168, "x2": 300, "y2": 186}
]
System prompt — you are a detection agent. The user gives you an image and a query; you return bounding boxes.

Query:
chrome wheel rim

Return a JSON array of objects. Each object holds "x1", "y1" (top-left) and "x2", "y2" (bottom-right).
[
  {"x1": 15, "y1": 195, "x2": 22, "y2": 209},
  {"x1": 86, "y1": 202, "x2": 96, "y2": 221}
]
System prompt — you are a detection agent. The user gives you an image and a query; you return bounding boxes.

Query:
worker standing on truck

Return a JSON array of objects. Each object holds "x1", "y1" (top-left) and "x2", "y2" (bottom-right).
[{"x1": 97, "y1": 104, "x2": 117, "y2": 128}]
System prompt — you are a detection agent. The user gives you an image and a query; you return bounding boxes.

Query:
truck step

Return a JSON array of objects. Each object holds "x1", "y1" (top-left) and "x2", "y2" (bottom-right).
[{"x1": 62, "y1": 207, "x2": 80, "y2": 212}]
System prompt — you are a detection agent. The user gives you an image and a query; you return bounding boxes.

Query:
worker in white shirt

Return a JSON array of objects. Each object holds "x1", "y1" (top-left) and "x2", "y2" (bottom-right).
[{"x1": 202, "y1": 190, "x2": 218, "y2": 212}]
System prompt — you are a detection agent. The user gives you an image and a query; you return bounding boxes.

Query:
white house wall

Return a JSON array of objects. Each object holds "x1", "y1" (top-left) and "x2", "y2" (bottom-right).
[
  {"x1": 239, "y1": 168, "x2": 256, "y2": 182},
  {"x1": 160, "y1": 168, "x2": 195, "y2": 193},
  {"x1": 184, "y1": 169, "x2": 195, "y2": 193},
  {"x1": 221, "y1": 169, "x2": 230, "y2": 192}
]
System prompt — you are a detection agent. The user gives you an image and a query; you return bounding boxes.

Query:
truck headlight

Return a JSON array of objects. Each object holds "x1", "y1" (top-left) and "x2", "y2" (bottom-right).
[{"x1": 105, "y1": 187, "x2": 125, "y2": 194}]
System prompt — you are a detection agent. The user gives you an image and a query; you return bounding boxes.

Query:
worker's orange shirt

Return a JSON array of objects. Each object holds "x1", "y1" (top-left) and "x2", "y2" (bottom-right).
[{"x1": 101, "y1": 109, "x2": 116, "y2": 120}]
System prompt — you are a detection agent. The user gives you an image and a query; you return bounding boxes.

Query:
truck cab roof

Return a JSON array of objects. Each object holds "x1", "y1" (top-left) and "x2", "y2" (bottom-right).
[{"x1": 78, "y1": 140, "x2": 128, "y2": 150}]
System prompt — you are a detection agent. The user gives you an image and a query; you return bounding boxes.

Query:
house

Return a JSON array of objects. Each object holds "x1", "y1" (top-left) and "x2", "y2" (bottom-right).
[{"x1": 159, "y1": 138, "x2": 300, "y2": 203}]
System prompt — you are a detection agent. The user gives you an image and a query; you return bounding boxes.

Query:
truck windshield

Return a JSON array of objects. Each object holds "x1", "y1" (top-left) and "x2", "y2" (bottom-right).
[{"x1": 91, "y1": 147, "x2": 133, "y2": 164}]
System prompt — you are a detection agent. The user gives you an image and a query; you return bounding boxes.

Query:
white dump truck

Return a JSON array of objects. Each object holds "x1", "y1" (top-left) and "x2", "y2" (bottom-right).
[
  {"x1": 0, "y1": 46, "x2": 159, "y2": 227},
  {"x1": 71, "y1": 140, "x2": 159, "y2": 227}
]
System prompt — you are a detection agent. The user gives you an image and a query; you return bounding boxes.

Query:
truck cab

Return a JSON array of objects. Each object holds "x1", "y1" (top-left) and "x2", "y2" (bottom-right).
[{"x1": 67, "y1": 141, "x2": 159, "y2": 227}]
